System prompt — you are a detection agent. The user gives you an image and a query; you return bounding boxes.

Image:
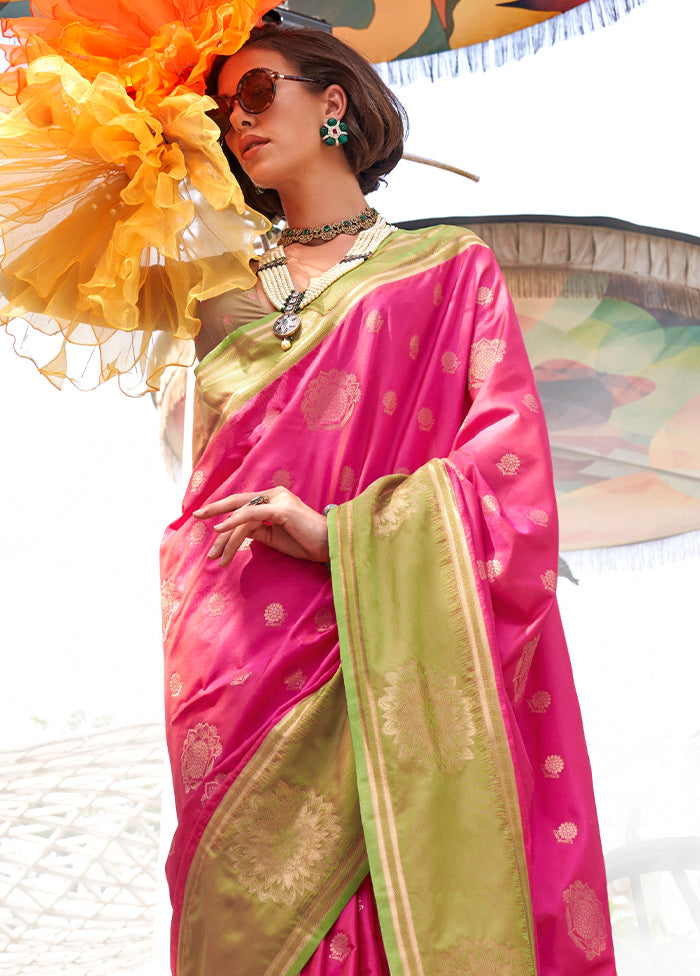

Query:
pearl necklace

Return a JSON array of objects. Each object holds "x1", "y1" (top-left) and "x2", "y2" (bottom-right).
[{"x1": 257, "y1": 215, "x2": 395, "y2": 349}]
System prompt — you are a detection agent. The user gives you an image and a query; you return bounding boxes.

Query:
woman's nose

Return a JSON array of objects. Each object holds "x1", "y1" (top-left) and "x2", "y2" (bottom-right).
[{"x1": 227, "y1": 97, "x2": 254, "y2": 132}]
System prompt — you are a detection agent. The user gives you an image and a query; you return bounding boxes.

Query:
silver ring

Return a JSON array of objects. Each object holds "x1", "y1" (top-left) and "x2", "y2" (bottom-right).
[{"x1": 248, "y1": 494, "x2": 270, "y2": 506}]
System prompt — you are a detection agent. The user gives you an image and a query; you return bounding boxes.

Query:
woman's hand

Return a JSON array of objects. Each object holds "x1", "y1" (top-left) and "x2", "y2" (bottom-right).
[{"x1": 193, "y1": 488, "x2": 330, "y2": 567}]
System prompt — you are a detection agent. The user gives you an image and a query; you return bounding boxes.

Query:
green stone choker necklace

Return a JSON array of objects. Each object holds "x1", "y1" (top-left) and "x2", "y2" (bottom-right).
[{"x1": 278, "y1": 206, "x2": 379, "y2": 246}]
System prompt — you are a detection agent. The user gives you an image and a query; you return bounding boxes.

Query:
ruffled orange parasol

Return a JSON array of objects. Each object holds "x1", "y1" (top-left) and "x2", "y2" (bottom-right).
[{"x1": 1, "y1": 0, "x2": 279, "y2": 102}]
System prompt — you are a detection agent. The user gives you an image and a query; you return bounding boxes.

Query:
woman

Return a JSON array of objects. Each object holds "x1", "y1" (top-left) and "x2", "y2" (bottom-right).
[{"x1": 160, "y1": 23, "x2": 615, "y2": 976}]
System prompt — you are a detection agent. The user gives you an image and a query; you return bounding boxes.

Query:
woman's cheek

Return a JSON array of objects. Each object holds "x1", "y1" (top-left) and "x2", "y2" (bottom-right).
[{"x1": 224, "y1": 132, "x2": 241, "y2": 163}]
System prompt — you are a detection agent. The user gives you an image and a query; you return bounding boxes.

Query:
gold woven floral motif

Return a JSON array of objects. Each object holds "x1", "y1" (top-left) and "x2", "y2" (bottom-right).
[
  {"x1": 541, "y1": 754, "x2": 564, "y2": 779},
  {"x1": 181, "y1": 723, "x2": 222, "y2": 793},
  {"x1": 481, "y1": 494, "x2": 498, "y2": 514},
  {"x1": 497, "y1": 453, "x2": 521, "y2": 477},
  {"x1": 340, "y1": 466, "x2": 356, "y2": 491},
  {"x1": 468, "y1": 337, "x2": 506, "y2": 390},
  {"x1": 435, "y1": 938, "x2": 527, "y2": 976},
  {"x1": 540, "y1": 569, "x2": 558, "y2": 592},
  {"x1": 527, "y1": 690, "x2": 551, "y2": 714},
  {"x1": 477, "y1": 558, "x2": 504, "y2": 583},
  {"x1": 314, "y1": 606, "x2": 335, "y2": 632},
  {"x1": 189, "y1": 471, "x2": 206, "y2": 492},
  {"x1": 365, "y1": 309, "x2": 384, "y2": 333},
  {"x1": 264, "y1": 602, "x2": 287, "y2": 627},
  {"x1": 207, "y1": 593, "x2": 226, "y2": 616},
  {"x1": 441, "y1": 350, "x2": 461, "y2": 374},
  {"x1": 272, "y1": 468, "x2": 293, "y2": 489},
  {"x1": 378, "y1": 660, "x2": 476, "y2": 773},
  {"x1": 284, "y1": 670, "x2": 306, "y2": 692},
  {"x1": 417, "y1": 406, "x2": 435, "y2": 431},
  {"x1": 372, "y1": 482, "x2": 420, "y2": 537},
  {"x1": 563, "y1": 880, "x2": 608, "y2": 960},
  {"x1": 329, "y1": 932, "x2": 352, "y2": 962},
  {"x1": 161, "y1": 579, "x2": 180, "y2": 641},
  {"x1": 227, "y1": 780, "x2": 342, "y2": 907},
  {"x1": 383, "y1": 390, "x2": 398, "y2": 415},
  {"x1": 554, "y1": 822, "x2": 579, "y2": 844},
  {"x1": 527, "y1": 508, "x2": 549, "y2": 527},
  {"x1": 301, "y1": 369, "x2": 361, "y2": 431},
  {"x1": 188, "y1": 521, "x2": 208, "y2": 544}
]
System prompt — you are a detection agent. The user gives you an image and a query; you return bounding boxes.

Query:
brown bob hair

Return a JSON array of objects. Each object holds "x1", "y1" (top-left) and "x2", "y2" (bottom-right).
[{"x1": 206, "y1": 24, "x2": 407, "y2": 222}]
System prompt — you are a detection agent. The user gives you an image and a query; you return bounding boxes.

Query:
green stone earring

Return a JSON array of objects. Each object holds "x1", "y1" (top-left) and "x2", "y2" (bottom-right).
[{"x1": 320, "y1": 118, "x2": 348, "y2": 147}]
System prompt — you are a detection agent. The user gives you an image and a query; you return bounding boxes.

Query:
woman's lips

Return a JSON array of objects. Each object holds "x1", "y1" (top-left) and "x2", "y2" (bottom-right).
[{"x1": 240, "y1": 138, "x2": 269, "y2": 161}]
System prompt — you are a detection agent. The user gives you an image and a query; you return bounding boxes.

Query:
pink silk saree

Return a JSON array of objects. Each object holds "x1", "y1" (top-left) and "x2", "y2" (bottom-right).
[{"x1": 159, "y1": 225, "x2": 616, "y2": 975}]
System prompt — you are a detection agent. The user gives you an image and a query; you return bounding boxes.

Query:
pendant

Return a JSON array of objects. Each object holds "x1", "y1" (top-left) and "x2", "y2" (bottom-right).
[{"x1": 273, "y1": 311, "x2": 302, "y2": 339}]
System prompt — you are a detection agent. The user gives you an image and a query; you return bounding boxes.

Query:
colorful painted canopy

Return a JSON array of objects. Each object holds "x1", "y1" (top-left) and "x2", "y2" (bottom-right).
[
  {"x1": 290, "y1": 0, "x2": 625, "y2": 64},
  {"x1": 0, "y1": 0, "x2": 642, "y2": 65},
  {"x1": 427, "y1": 216, "x2": 700, "y2": 551}
]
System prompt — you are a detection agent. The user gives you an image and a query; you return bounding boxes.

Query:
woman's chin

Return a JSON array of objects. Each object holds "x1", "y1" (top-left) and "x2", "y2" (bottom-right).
[{"x1": 243, "y1": 162, "x2": 273, "y2": 189}]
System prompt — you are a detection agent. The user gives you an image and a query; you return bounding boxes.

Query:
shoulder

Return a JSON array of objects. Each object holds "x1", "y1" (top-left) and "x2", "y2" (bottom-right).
[
  {"x1": 380, "y1": 223, "x2": 497, "y2": 283},
  {"x1": 392, "y1": 221, "x2": 487, "y2": 245},
  {"x1": 386, "y1": 222, "x2": 492, "y2": 263}
]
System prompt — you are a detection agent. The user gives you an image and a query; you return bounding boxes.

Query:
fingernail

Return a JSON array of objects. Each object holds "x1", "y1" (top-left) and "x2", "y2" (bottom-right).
[{"x1": 207, "y1": 547, "x2": 217, "y2": 558}]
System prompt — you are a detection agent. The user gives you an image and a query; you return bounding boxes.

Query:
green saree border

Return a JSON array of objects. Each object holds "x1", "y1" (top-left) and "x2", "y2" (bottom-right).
[
  {"x1": 194, "y1": 225, "x2": 484, "y2": 423},
  {"x1": 178, "y1": 669, "x2": 368, "y2": 976},
  {"x1": 328, "y1": 460, "x2": 536, "y2": 976}
]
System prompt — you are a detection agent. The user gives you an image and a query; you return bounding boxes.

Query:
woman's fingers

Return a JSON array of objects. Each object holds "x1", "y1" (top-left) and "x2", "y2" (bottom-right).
[
  {"x1": 203, "y1": 493, "x2": 276, "y2": 565},
  {"x1": 208, "y1": 524, "x2": 250, "y2": 565},
  {"x1": 198, "y1": 487, "x2": 330, "y2": 564},
  {"x1": 194, "y1": 492, "x2": 270, "y2": 519},
  {"x1": 207, "y1": 534, "x2": 226, "y2": 560},
  {"x1": 218, "y1": 528, "x2": 247, "y2": 566},
  {"x1": 212, "y1": 500, "x2": 273, "y2": 534}
]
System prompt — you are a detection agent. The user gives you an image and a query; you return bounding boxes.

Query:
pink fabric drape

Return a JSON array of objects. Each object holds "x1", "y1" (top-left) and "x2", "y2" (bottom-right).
[{"x1": 160, "y1": 225, "x2": 614, "y2": 974}]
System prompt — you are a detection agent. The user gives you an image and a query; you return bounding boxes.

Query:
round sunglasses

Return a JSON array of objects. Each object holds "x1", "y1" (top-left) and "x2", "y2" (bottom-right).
[{"x1": 208, "y1": 67, "x2": 319, "y2": 135}]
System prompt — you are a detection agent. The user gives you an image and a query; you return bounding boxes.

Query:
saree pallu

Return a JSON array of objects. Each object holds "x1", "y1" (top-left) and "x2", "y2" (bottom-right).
[{"x1": 160, "y1": 225, "x2": 616, "y2": 975}]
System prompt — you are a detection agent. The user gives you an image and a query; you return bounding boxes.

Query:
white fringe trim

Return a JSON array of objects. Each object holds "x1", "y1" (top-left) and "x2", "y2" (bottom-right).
[
  {"x1": 375, "y1": 0, "x2": 649, "y2": 85},
  {"x1": 562, "y1": 530, "x2": 700, "y2": 576}
]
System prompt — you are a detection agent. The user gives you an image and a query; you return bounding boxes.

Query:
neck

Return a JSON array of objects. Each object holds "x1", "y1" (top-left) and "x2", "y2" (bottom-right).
[{"x1": 277, "y1": 169, "x2": 368, "y2": 230}]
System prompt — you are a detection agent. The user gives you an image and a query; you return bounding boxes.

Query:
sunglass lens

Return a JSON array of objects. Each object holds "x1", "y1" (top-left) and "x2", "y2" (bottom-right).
[{"x1": 239, "y1": 70, "x2": 275, "y2": 113}]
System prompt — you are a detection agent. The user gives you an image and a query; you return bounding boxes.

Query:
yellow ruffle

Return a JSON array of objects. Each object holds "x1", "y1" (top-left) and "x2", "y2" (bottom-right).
[
  {"x1": 0, "y1": 0, "x2": 280, "y2": 392},
  {"x1": 0, "y1": 55, "x2": 269, "y2": 393}
]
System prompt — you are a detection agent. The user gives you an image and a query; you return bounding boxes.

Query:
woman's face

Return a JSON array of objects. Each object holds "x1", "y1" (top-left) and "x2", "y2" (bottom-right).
[{"x1": 218, "y1": 47, "x2": 335, "y2": 194}]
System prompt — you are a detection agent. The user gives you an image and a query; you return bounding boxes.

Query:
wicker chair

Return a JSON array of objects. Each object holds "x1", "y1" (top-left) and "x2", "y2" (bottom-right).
[{"x1": 0, "y1": 725, "x2": 166, "y2": 976}]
